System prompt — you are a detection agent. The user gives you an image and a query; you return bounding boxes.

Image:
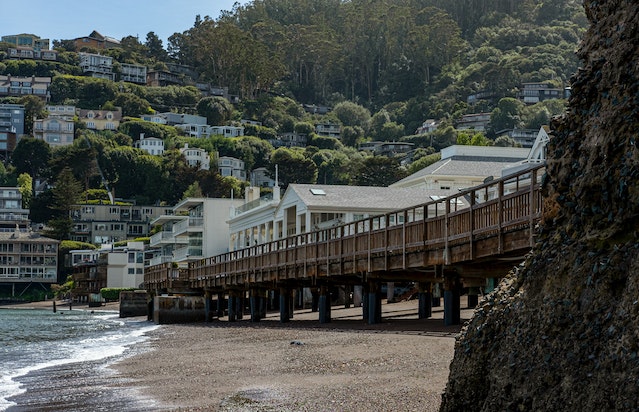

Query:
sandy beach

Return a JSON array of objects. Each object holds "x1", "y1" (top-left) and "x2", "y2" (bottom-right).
[
  {"x1": 113, "y1": 299, "x2": 472, "y2": 411},
  {"x1": 2, "y1": 298, "x2": 473, "y2": 411}
]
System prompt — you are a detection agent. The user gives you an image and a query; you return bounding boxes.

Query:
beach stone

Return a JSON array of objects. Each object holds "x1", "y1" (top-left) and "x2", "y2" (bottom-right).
[{"x1": 441, "y1": 2, "x2": 639, "y2": 411}]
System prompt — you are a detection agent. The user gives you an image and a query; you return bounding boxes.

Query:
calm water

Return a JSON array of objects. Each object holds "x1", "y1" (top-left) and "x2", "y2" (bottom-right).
[{"x1": 0, "y1": 307, "x2": 159, "y2": 411}]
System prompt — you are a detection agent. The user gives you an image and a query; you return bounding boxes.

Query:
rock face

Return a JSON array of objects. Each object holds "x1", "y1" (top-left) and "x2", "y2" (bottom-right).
[{"x1": 441, "y1": 2, "x2": 639, "y2": 411}]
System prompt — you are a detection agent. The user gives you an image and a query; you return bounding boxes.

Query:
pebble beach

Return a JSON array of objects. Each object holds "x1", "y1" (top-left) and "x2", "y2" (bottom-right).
[
  {"x1": 3, "y1": 298, "x2": 474, "y2": 411},
  {"x1": 113, "y1": 299, "x2": 473, "y2": 411}
]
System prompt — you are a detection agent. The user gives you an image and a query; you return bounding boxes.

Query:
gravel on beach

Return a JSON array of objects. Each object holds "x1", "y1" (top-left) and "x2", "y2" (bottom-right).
[{"x1": 112, "y1": 300, "x2": 469, "y2": 412}]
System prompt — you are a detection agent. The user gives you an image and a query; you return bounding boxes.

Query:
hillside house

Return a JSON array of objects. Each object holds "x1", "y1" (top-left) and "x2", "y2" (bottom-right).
[
  {"x1": 76, "y1": 108, "x2": 122, "y2": 131},
  {"x1": 33, "y1": 105, "x2": 75, "y2": 147}
]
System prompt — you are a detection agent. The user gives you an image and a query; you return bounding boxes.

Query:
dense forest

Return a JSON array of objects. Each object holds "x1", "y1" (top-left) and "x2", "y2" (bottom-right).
[{"x1": 0, "y1": 0, "x2": 587, "y2": 239}]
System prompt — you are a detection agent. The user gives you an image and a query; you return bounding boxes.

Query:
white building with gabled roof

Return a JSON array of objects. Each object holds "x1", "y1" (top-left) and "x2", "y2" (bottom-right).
[
  {"x1": 227, "y1": 183, "x2": 455, "y2": 251},
  {"x1": 390, "y1": 145, "x2": 530, "y2": 191}
]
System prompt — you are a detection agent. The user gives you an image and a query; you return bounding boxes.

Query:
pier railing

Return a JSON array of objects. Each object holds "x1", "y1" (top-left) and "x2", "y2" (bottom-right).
[{"x1": 147, "y1": 164, "x2": 543, "y2": 291}]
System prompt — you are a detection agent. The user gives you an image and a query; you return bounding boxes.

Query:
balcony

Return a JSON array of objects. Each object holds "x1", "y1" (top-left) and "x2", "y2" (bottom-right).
[
  {"x1": 172, "y1": 217, "x2": 203, "y2": 237},
  {"x1": 148, "y1": 255, "x2": 174, "y2": 266},
  {"x1": 149, "y1": 230, "x2": 175, "y2": 246},
  {"x1": 172, "y1": 246, "x2": 203, "y2": 262}
]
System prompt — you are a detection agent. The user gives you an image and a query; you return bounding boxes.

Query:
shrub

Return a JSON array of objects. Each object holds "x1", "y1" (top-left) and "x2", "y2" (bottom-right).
[{"x1": 100, "y1": 287, "x2": 136, "y2": 301}]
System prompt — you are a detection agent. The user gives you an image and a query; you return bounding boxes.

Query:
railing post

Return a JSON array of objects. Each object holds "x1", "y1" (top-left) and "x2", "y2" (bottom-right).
[
  {"x1": 498, "y1": 180, "x2": 504, "y2": 254},
  {"x1": 530, "y1": 168, "x2": 537, "y2": 246}
]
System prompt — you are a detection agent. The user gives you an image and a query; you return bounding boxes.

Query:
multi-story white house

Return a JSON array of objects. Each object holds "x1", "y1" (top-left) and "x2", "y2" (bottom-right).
[
  {"x1": 180, "y1": 144, "x2": 210, "y2": 170},
  {"x1": 134, "y1": 136, "x2": 164, "y2": 155},
  {"x1": 208, "y1": 125, "x2": 244, "y2": 138},
  {"x1": 79, "y1": 52, "x2": 115, "y2": 80},
  {"x1": 218, "y1": 156, "x2": 246, "y2": 180},
  {"x1": 148, "y1": 197, "x2": 242, "y2": 267},
  {"x1": 119, "y1": 63, "x2": 147, "y2": 84},
  {"x1": 33, "y1": 105, "x2": 75, "y2": 147}
]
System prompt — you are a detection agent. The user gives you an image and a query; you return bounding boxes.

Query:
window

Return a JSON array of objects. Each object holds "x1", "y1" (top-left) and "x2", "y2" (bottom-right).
[
  {"x1": 83, "y1": 206, "x2": 95, "y2": 214},
  {"x1": 128, "y1": 253, "x2": 135, "y2": 263},
  {"x1": 109, "y1": 207, "x2": 119, "y2": 214},
  {"x1": 128, "y1": 268, "x2": 135, "y2": 274}
]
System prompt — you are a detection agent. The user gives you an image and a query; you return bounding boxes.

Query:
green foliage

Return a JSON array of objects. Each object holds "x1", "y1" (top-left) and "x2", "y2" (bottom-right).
[
  {"x1": 407, "y1": 153, "x2": 441, "y2": 175},
  {"x1": 354, "y1": 156, "x2": 407, "y2": 187},
  {"x1": 119, "y1": 118, "x2": 179, "y2": 141},
  {"x1": 196, "y1": 96, "x2": 234, "y2": 126},
  {"x1": 100, "y1": 287, "x2": 136, "y2": 301},
  {"x1": 59, "y1": 240, "x2": 97, "y2": 253},
  {"x1": 11, "y1": 138, "x2": 51, "y2": 180},
  {"x1": 268, "y1": 147, "x2": 318, "y2": 187},
  {"x1": 17, "y1": 173, "x2": 33, "y2": 208}
]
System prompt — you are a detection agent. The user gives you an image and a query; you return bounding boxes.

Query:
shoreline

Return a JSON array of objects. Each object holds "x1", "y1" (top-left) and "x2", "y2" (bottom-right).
[{"x1": 4, "y1": 298, "x2": 473, "y2": 411}]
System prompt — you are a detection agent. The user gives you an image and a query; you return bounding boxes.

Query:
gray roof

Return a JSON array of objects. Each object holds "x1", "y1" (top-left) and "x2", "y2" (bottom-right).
[
  {"x1": 392, "y1": 156, "x2": 522, "y2": 186},
  {"x1": 284, "y1": 184, "x2": 455, "y2": 212},
  {"x1": 0, "y1": 231, "x2": 59, "y2": 242}
]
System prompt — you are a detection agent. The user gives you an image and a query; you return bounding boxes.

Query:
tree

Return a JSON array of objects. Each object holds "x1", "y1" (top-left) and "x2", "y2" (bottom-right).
[
  {"x1": 268, "y1": 147, "x2": 318, "y2": 187},
  {"x1": 145, "y1": 31, "x2": 168, "y2": 61},
  {"x1": 11, "y1": 138, "x2": 51, "y2": 182},
  {"x1": 196, "y1": 96, "x2": 234, "y2": 126},
  {"x1": 17, "y1": 173, "x2": 32, "y2": 209},
  {"x1": 182, "y1": 181, "x2": 203, "y2": 199},
  {"x1": 19, "y1": 95, "x2": 46, "y2": 135},
  {"x1": 47, "y1": 167, "x2": 83, "y2": 240},
  {"x1": 488, "y1": 97, "x2": 525, "y2": 135},
  {"x1": 332, "y1": 101, "x2": 371, "y2": 133},
  {"x1": 353, "y1": 156, "x2": 407, "y2": 187}
]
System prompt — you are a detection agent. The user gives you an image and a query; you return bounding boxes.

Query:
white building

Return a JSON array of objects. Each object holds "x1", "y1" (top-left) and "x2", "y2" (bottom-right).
[
  {"x1": 134, "y1": 136, "x2": 164, "y2": 155},
  {"x1": 149, "y1": 197, "x2": 243, "y2": 266},
  {"x1": 180, "y1": 144, "x2": 210, "y2": 170},
  {"x1": 33, "y1": 105, "x2": 75, "y2": 147},
  {"x1": 105, "y1": 241, "x2": 147, "y2": 289},
  {"x1": 218, "y1": 156, "x2": 246, "y2": 180},
  {"x1": 391, "y1": 145, "x2": 530, "y2": 191},
  {"x1": 208, "y1": 125, "x2": 244, "y2": 138},
  {"x1": 227, "y1": 183, "x2": 453, "y2": 251}
]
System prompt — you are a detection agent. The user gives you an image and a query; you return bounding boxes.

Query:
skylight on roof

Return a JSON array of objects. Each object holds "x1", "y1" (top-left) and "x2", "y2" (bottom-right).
[{"x1": 310, "y1": 188, "x2": 326, "y2": 196}]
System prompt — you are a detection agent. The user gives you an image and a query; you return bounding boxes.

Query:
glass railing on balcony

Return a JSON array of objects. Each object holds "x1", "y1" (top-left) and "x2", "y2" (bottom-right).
[
  {"x1": 172, "y1": 246, "x2": 203, "y2": 262},
  {"x1": 148, "y1": 255, "x2": 174, "y2": 266},
  {"x1": 149, "y1": 230, "x2": 175, "y2": 246},
  {"x1": 232, "y1": 193, "x2": 274, "y2": 216}
]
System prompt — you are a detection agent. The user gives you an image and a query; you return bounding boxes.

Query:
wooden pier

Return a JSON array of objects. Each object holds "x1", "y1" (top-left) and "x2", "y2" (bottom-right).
[{"x1": 144, "y1": 165, "x2": 544, "y2": 325}]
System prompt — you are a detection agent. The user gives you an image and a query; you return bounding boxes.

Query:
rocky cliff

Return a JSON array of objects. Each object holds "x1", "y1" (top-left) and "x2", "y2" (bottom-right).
[{"x1": 441, "y1": 2, "x2": 639, "y2": 411}]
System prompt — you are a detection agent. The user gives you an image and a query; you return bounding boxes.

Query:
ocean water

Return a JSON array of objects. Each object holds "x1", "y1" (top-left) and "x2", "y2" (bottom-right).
[{"x1": 0, "y1": 307, "x2": 160, "y2": 411}]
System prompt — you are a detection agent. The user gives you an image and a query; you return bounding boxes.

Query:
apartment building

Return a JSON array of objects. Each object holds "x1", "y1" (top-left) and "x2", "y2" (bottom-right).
[
  {"x1": 0, "y1": 230, "x2": 59, "y2": 286},
  {"x1": 0, "y1": 75, "x2": 50, "y2": 101},
  {"x1": 33, "y1": 105, "x2": 76, "y2": 147},
  {"x1": 70, "y1": 204, "x2": 171, "y2": 244},
  {"x1": 119, "y1": 63, "x2": 147, "y2": 84},
  {"x1": 0, "y1": 187, "x2": 30, "y2": 231},
  {"x1": 148, "y1": 197, "x2": 242, "y2": 267},
  {"x1": 0, "y1": 104, "x2": 24, "y2": 136}
]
